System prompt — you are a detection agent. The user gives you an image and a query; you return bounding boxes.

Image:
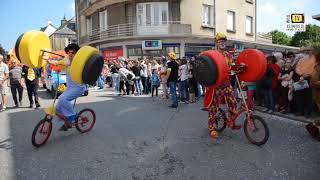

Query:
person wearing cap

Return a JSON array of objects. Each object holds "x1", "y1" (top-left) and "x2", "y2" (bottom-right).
[
  {"x1": 166, "y1": 52, "x2": 179, "y2": 108},
  {"x1": 205, "y1": 33, "x2": 239, "y2": 140},
  {"x1": 47, "y1": 43, "x2": 87, "y2": 131}
]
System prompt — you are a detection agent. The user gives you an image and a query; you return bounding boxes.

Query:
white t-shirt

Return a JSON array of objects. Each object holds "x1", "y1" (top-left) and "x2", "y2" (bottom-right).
[
  {"x1": 0, "y1": 62, "x2": 9, "y2": 81},
  {"x1": 179, "y1": 64, "x2": 189, "y2": 81},
  {"x1": 119, "y1": 68, "x2": 135, "y2": 80},
  {"x1": 160, "y1": 64, "x2": 166, "y2": 74},
  {"x1": 140, "y1": 63, "x2": 148, "y2": 77}
]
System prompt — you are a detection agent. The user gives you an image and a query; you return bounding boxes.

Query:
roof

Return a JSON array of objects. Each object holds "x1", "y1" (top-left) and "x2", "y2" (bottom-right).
[
  {"x1": 312, "y1": 14, "x2": 320, "y2": 21},
  {"x1": 53, "y1": 25, "x2": 76, "y2": 35},
  {"x1": 51, "y1": 16, "x2": 76, "y2": 35}
]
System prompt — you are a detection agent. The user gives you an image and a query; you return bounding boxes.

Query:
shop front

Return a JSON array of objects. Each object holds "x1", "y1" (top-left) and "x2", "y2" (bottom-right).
[{"x1": 101, "y1": 46, "x2": 123, "y2": 63}]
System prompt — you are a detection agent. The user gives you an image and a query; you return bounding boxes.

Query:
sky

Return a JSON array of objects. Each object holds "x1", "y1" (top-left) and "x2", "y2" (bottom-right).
[{"x1": 0, "y1": 0, "x2": 319, "y2": 51}]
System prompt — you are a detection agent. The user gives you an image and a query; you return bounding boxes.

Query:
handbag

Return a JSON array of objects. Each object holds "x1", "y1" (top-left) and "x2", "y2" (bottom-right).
[{"x1": 293, "y1": 80, "x2": 309, "y2": 91}]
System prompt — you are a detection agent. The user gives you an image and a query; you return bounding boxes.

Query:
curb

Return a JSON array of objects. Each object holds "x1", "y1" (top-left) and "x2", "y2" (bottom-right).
[{"x1": 255, "y1": 107, "x2": 313, "y2": 124}]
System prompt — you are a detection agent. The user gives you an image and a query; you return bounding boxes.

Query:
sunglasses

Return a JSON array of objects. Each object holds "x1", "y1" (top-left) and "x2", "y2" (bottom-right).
[{"x1": 67, "y1": 51, "x2": 76, "y2": 55}]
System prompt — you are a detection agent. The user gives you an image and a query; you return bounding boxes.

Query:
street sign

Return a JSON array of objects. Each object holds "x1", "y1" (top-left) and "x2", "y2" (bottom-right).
[{"x1": 142, "y1": 40, "x2": 162, "y2": 50}]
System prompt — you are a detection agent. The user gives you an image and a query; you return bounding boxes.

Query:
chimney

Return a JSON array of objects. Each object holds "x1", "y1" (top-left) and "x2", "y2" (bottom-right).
[
  {"x1": 47, "y1": 20, "x2": 52, "y2": 25},
  {"x1": 61, "y1": 15, "x2": 67, "y2": 25}
]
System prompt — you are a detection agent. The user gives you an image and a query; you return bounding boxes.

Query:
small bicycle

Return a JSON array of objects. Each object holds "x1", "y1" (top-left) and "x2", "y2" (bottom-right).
[
  {"x1": 214, "y1": 65, "x2": 269, "y2": 146},
  {"x1": 31, "y1": 69, "x2": 95, "y2": 147}
]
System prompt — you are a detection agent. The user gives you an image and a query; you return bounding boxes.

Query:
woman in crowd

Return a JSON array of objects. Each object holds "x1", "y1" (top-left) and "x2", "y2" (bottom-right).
[
  {"x1": 179, "y1": 58, "x2": 189, "y2": 103},
  {"x1": 159, "y1": 57, "x2": 169, "y2": 99},
  {"x1": 278, "y1": 59, "x2": 293, "y2": 113}
]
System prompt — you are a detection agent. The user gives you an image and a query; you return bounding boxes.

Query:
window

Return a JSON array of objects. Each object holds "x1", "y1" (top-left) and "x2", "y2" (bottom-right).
[
  {"x1": 137, "y1": 4, "x2": 143, "y2": 25},
  {"x1": 246, "y1": 16, "x2": 253, "y2": 34},
  {"x1": 99, "y1": 10, "x2": 107, "y2": 31},
  {"x1": 146, "y1": 4, "x2": 151, "y2": 25},
  {"x1": 136, "y1": 2, "x2": 168, "y2": 26},
  {"x1": 227, "y1": 11, "x2": 235, "y2": 32},
  {"x1": 202, "y1": 4, "x2": 214, "y2": 27},
  {"x1": 162, "y1": 10, "x2": 168, "y2": 24},
  {"x1": 246, "y1": 0, "x2": 254, "y2": 4},
  {"x1": 153, "y1": 4, "x2": 159, "y2": 25},
  {"x1": 86, "y1": 16, "x2": 92, "y2": 35}
]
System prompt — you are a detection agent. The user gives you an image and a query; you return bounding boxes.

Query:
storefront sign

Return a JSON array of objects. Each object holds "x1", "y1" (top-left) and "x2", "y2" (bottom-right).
[
  {"x1": 142, "y1": 40, "x2": 162, "y2": 50},
  {"x1": 102, "y1": 48, "x2": 123, "y2": 62}
]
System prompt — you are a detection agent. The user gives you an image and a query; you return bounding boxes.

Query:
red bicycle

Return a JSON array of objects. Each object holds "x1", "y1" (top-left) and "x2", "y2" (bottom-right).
[
  {"x1": 31, "y1": 71, "x2": 96, "y2": 147},
  {"x1": 214, "y1": 66, "x2": 269, "y2": 146}
]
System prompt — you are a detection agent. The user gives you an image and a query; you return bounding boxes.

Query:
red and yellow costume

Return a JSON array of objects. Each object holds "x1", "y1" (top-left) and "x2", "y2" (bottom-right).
[{"x1": 204, "y1": 33, "x2": 238, "y2": 139}]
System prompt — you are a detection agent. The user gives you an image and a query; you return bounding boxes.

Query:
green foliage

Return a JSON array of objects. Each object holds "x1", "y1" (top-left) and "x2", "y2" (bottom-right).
[
  {"x1": 271, "y1": 30, "x2": 291, "y2": 45},
  {"x1": 290, "y1": 24, "x2": 320, "y2": 47}
]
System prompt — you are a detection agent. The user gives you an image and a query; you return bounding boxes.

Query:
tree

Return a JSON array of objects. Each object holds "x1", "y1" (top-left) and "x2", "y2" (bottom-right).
[
  {"x1": 270, "y1": 30, "x2": 292, "y2": 46},
  {"x1": 0, "y1": 43, "x2": 5, "y2": 56},
  {"x1": 290, "y1": 24, "x2": 320, "y2": 47}
]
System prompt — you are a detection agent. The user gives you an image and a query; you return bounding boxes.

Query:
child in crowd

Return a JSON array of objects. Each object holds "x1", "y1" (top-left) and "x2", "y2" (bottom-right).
[{"x1": 151, "y1": 69, "x2": 160, "y2": 97}]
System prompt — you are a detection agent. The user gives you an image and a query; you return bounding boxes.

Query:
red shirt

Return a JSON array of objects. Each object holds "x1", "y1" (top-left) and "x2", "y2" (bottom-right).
[{"x1": 269, "y1": 64, "x2": 280, "y2": 89}]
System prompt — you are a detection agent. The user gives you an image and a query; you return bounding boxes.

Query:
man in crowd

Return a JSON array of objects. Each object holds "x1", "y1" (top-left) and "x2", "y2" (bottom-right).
[
  {"x1": 22, "y1": 65, "x2": 41, "y2": 108},
  {"x1": 0, "y1": 54, "x2": 9, "y2": 111},
  {"x1": 166, "y1": 52, "x2": 179, "y2": 108}
]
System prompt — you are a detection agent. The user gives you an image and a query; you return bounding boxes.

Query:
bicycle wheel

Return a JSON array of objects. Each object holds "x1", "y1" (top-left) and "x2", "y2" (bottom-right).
[
  {"x1": 31, "y1": 118, "x2": 53, "y2": 147},
  {"x1": 215, "y1": 108, "x2": 227, "y2": 132},
  {"x1": 75, "y1": 109, "x2": 96, "y2": 133},
  {"x1": 244, "y1": 115, "x2": 269, "y2": 146}
]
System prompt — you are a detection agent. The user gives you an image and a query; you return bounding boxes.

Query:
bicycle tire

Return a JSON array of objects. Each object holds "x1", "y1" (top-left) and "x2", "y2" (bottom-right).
[
  {"x1": 75, "y1": 108, "x2": 96, "y2": 133},
  {"x1": 244, "y1": 115, "x2": 269, "y2": 146},
  {"x1": 31, "y1": 118, "x2": 52, "y2": 147}
]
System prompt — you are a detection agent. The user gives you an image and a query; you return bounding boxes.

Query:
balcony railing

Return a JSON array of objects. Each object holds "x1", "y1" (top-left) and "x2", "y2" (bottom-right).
[{"x1": 80, "y1": 22, "x2": 192, "y2": 44}]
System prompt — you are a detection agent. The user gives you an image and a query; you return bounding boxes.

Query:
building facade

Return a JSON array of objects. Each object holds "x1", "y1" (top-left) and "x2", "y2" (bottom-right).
[
  {"x1": 50, "y1": 17, "x2": 77, "y2": 50},
  {"x1": 75, "y1": 0, "x2": 298, "y2": 61}
]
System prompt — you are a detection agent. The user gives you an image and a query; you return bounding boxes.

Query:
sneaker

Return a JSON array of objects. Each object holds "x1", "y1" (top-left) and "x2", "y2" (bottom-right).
[
  {"x1": 0, "y1": 106, "x2": 6, "y2": 112},
  {"x1": 169, "y1": 104, "x2": 178, "y2": 108},
  {"x1": 58, "y1": 122, "x2": 74, "y2": 131},
  {"x1": 201, "y1": 107, "x2": 209, "y2": 111},
  {"x1": 15, "y1": 104, "x2": 19, "y2": 108},
  {"x1": 29, "y1": 104, "x2": 33, "y2": 108},
  {"x1": 36, "y1": 104, "x2": 41, "y2": 108},
  {"x1": 19, "y1": 101, "x2": 22, "y2": 106}
]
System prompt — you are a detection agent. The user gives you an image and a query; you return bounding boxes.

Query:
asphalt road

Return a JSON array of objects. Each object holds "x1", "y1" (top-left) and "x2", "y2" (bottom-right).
[{"x1": 0, "y1": 88, "x2": 319, "y2": 180}]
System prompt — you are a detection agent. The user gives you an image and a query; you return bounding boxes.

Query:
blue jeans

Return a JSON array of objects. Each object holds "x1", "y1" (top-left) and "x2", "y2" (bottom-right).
[
  {"x1": 56, "y1": 86, "x2": 86, "y2": 123},
  {"x1": 180, "y1": 80, "x2": 189, "y2": 101},
  {"x1": 112, "y1": 73, "x2": 119, "y2": 91},
  {"x1": 169, "y1": 82, "x2": 178, "y2": 106},
  {"x1": 96, "y1": 76, "x2": 104, "y2": 89},
  {"x1": 134, "y1": 78, "x2": 142, "y2": 95}
]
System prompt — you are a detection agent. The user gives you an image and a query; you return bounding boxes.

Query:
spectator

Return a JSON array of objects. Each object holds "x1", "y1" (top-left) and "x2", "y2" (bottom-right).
[
  {"x1": 260, "y1": 56, "x2": 275, "y2": 113},
  {"x1": 278, "y1": 59, "x2": 293, "y2": 113},
  {"x1": 179, "y1": 58, "x2": 189, "y2": 103},
  {"x1": 167, "y1": 52, "x2": 179, "y2": 108},
  {"x1": 22, "y1": 65, "x2": 41, "y2": 108},
  {"x1": 9, "y1": 61, "x2": 24, "y2": 107},
  {"x1": 0, "y1": 54, "x2": 9, "y2": 111},
  {"x1": 151, "y1": 69, "x2": 160, "y2": 97},
  {"x1": 188, "y1": 62, "x2": 197, "y2": 103},
  {"x1": 160, "y1": 57, "x2": 169, "y2": 99},
  {"x1": 110, "y1": 63, "x2": 119, "y2": 92},
  {"x1": 140, "y1": 60, "x2": 148, "y2": 94},
  {"x1": 131, "y1": 60, "x2": 143, "y2": 95}
]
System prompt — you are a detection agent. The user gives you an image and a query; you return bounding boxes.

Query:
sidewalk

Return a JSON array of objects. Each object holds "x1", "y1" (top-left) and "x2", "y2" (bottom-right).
[{"x1": 255, "y1": 106, "x2": 314, "y2": 123}]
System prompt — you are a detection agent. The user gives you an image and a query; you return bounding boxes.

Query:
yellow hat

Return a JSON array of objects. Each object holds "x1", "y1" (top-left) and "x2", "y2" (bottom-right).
[
  {"x1": 214, "y1": 33, "x2": 227, "y2": 42},
  {"x1": 168, "y1": 52, "x2": 177, "y2": 60}
]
